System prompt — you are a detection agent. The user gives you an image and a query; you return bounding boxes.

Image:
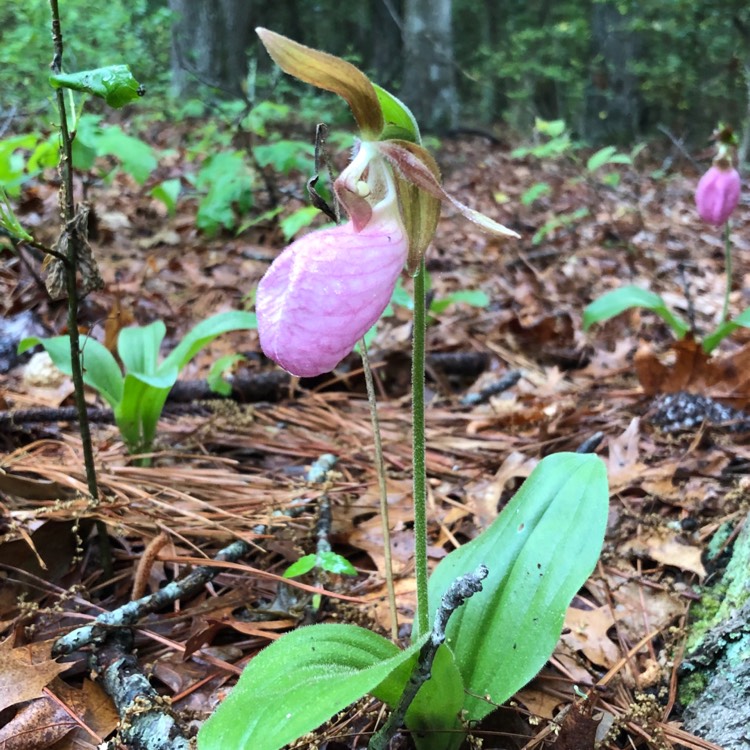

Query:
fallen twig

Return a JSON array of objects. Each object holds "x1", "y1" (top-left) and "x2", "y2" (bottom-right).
[
  {"x1": 52, "y1": 538, "x2": 251, "y2": 656},
  {"x1": 460, "y1": 370, "x2": 522, "y2": 406},
  {"x1": 91, "y1": 628, "x2": 191, "y2": 750}
]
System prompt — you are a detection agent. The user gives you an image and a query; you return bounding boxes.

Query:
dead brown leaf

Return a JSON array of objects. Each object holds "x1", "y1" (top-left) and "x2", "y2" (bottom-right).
[
  {"x1": 0, "y1": 697, "x2": 76, "y2": 749},
  {"x1": 562, "y1": 605, "x2": 620, "y2": 669},
  {"x1": 635, "y1": 338, "x2": 750, "y2": 406},
  {"x1": 0, "y1": 638, "x2": 72, "y2": 713},
  {"x1": 622, "y1": 527, "x2": 707, "y2": 578}
]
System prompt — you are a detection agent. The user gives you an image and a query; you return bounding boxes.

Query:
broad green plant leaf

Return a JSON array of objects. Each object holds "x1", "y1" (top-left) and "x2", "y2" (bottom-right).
[
  {"x1": 520, "y1": 182, "x2": 551, "y2": 206},
  {"x1": 161, "y1": 311, "x2": 257, "y2": 374},
  {"x1": 279, "y1": 205, "x2": 322, "y2": 240},
  {"x1": 583, "y1": 286, "x2": 689, "y2": 338},
  {"x1": 256, "y1": 28, "x2": 384, "y2": 139},
  {"x1": 373, "y1": 83, "x2": 421, "y2": 143},
  {"x1": 284, "y1": 551, "x2": 357, "y2": 578},
  {"x1": 115, "y1": 369, "x2": 177, "y2": 452},
  {"x1": 49, "y1": 65, "x2": 144, "y2": 108},
  {"x1": 115, "y1": 312, "x2": 256, "y2": 453},
  {"x1": 702, "y1": 307, "x2": 750, "y2": 353},
  {"x1": 94, "y1": 127, "x2": 158, "y2": 184},
  {"x1": 118, "y1": 321, "x2": 166, "y2": 376},
  {"x1": 0, "y1": 186, "x2": 32, "y2": 241},
  {"x1": 427, "y1": 453, "x2": 608, "y2": 722},
  {"x1": 18, "y1": 335, "x2": 123, "y2": 408},
  {"x1": 430, "y1": 289, "x2": 490, "y2": 315},
  {"x1": 586, "y1": 146, "x2": 631, "y2": 172},
  {"x1": 197, "y1": 623, "x2": 425, "y2": 750},
  {"x1": 115, "y1": 321, "x2": 175, "y2": 450},
  {"x1": 150, "y1": 178, "x2": 182, "y2": 216}
]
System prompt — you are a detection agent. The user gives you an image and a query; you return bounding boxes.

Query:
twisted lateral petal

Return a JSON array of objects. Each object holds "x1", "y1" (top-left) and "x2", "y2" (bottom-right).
[
  {"x1": 257, "y1": 216, "x2": 408, "y2": 377},
  {"x1": 695, "y1": 165, "x2": 741, "y2": 226}
]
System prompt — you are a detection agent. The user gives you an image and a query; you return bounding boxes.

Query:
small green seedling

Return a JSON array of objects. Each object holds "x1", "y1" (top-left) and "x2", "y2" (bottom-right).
[
  {"x1": 283, "y1": 550, "x2": 357, "y2": 578},
  {"x1": 20, "y1": 311, "x2": 257, "y2": 455}
]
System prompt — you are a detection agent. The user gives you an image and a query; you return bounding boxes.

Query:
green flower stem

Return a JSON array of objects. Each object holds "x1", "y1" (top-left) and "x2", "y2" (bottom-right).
[
  {"x1": 412, "y1": 260, "x2": 428, "y2": 640},
  {"x1": 49, "y1": 0, "x2": 111, "y2": 577},
  {"x1": 722, "y1": 221, "x2": 732, "y2": 323},
  {"x1": 359, "y1": 341, "x2": 399, "y2": 641}
]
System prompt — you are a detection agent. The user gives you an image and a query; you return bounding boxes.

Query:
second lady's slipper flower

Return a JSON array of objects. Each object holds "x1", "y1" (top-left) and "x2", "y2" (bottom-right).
[{"x1": 695, "y1": 163, "x2": 741, "y2": 226}]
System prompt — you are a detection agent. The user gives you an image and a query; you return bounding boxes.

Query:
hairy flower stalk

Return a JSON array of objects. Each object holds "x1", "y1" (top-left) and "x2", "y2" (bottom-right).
[{"x1": 257, "y1": 145, "x2": 407, "y2": 377}]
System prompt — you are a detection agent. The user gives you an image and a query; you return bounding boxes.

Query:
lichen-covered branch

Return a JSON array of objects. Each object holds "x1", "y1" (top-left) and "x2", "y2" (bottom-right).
[
  {"x1": 52, "y1": 539, "x2": 251, "y2": 656},
  {"x1": 91, "y1": 629, "x2": 191, "y2": 750}
]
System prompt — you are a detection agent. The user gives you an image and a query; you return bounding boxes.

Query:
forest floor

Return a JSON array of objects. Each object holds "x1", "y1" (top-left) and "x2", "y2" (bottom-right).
[{"x1": 1, "y1": 124, "x2": 748, "y2": 749}]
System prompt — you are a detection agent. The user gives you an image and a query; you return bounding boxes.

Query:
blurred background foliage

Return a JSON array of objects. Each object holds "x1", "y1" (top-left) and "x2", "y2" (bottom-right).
[{"x1": 0, "y1": 0, "x2": 749, "y2": 148}]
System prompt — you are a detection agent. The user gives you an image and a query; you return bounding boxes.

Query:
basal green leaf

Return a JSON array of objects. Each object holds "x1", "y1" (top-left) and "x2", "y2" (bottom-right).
[
  {"x1": 583, "y1": 285, "x2": 689, "y2": 338},
  {"x1": 161, "y1": 311, "x2": 257, "y2": 375},
  {"x1": 427, "y1": 453, "x2": 608, "y2": 722},
  {"x1": 702, "y1": 306, "x2": 750, "y2": 353},
  {"x1": 19, "y1": 335, "x2": 123, "y2": 408},
  {"x1": 115, "y1": 370, "x2": 176, "y2": 453},
  {"x1": 198, "y1": 623, "x2": 423, "y2": 750},
  {"x1": 118, "y1": 321, "x2": 166, "y2": 377}
]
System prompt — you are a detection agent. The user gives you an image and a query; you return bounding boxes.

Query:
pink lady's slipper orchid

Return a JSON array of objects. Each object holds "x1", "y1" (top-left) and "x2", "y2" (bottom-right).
[
  {"x1": 257, "y1": 144, "x2": 407, "y2": 377},
  {"x1": 695, "y1": 163, "x2": 741, "y2": 226},
  {"x1": 254, "y1": 29, "x2": 519, "y2": 377}
]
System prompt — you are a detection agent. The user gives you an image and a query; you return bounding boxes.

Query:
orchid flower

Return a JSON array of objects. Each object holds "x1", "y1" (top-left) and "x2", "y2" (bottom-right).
[
  {"x1": 257, "y1": 144, "x2": 407, "y2": 377},
  {"x1": 254, "y1": 29, "x2": 519, "y2": 377},
  {"x1": 695, "y1": 162, "x2": 741, "y2": 226}
]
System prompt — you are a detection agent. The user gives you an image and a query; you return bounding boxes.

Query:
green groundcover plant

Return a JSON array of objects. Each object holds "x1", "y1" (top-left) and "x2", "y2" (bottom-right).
[
  {"x1": 197, "y1": 30, "x2": 610, "y2": 750},
  {"x1": 20, "y1": 311, "x2": 256, "y2": 455}
]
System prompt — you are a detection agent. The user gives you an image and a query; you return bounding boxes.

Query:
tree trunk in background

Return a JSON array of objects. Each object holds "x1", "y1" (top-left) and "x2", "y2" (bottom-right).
[
  {"x1": 402, "y1": 0, "x2": 457, "y2": 132},
  {"x1": 169, "y1": 0, "x2": 254, "y2": 98},
  {"x1": 370, "y1": 0, "x2": 403, "y2": 89},
  {"x1": 584, "y1": 2, "x2": 642, "y2": 143}
]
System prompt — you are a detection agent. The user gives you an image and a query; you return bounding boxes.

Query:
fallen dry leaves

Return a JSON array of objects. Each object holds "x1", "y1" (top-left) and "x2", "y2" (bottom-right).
[{"x1": 1, "y1": 125, "x2": 747, "y2": 749}]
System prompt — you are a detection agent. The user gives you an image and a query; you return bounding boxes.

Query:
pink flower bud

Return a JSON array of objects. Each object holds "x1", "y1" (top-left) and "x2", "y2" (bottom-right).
[
  {"x1": 256, "y1": 212, "x2": 407, "y2": 377},
  {"x1": 695, "y1": 165, "x2": 741, "y2": 226}
]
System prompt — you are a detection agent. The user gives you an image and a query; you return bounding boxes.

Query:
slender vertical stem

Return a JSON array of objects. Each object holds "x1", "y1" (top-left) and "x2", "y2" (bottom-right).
[
  {"x1": 411, "y1": 261, "x2": 428, "y2": 640},
  {"x1": 722, "y1": 221, "x2": 732, "y2": 323},
  {"x1": 360, "y1": 342, "x2": 399, "y2": 641},
  {"x1": 49, "y1": 0, "x2": 111, "y2": 576}
]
